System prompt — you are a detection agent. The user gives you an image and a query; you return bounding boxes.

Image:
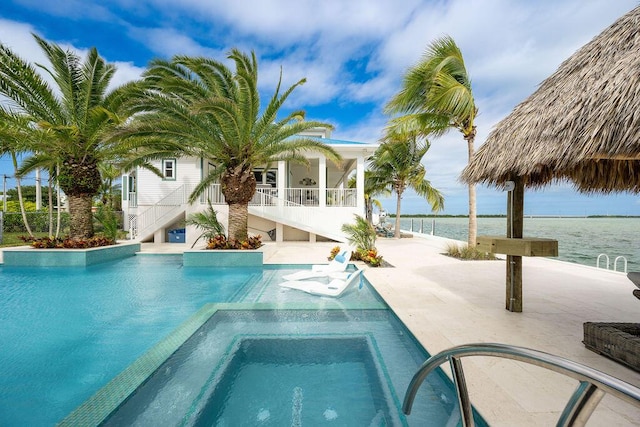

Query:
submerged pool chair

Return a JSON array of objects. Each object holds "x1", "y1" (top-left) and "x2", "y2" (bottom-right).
[
  {"x1": 279, "y1": 269, "x2": 364, "y2": 298},
  {"x1": 282, "y1": 249, "x2": 351, "y2": 281}
]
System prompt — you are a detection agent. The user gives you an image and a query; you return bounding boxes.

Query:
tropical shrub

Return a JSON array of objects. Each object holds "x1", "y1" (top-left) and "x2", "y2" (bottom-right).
[
  {"x1": 4, "y1": 200, "x2": 37, "y2": 212},
  {"x1": 206, "y1": 235, "x2": 263, "y2": 250},
  {"x1": 94, "y1": 205, "x2": 120, "y2": 241},
  {"x1": 185, "y1": 201, "x2": 226, "y2": 248},
  {"x1": 341, "y1": 215, "x2": 377, "y2": 252},
  {"x1": 341, "y1": 215, "x2": 383, "y2": 267},
  {"x1": 350, "y1": 248, "x2": 384, "y2": 267},
  {"x1": 328, "y1": 246, "x2": 341, "y2": 260},
  {"x1": 445, "y1": 243, "x2": 496, "y2": 260},
  {"x1": 21, "y1": 235, "x2": 115, "y2": 249}
]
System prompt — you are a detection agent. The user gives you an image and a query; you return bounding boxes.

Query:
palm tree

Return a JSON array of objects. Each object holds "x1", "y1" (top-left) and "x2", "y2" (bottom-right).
[
  {"x1": 368, "y1": 130, "x2": 444, "y2": 238},
  {"x1": 0, "y1": 34, "x2": 143, "y2": 239},
  {"x1": 121, "y1": 49, "x2": 341, "y2": 241},
  {"x1": 385, "y1": 35, "x2": 478, "y2": 246}
]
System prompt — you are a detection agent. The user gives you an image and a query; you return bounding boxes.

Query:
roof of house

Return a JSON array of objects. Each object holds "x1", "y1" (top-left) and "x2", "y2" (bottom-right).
[{"x1": 310, "y1": 136, "x2": 376, "y2": 146}]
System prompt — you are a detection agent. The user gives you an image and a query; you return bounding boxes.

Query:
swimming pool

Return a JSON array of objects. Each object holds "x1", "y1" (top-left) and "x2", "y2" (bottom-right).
[{"x1": 0, "y1": 255, "x2": 486, "y2": 426}]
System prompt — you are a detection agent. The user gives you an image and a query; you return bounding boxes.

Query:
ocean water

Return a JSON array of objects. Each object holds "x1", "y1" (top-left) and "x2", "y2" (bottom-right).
[{"x1": 398, "y1": 216, "x2": 640, "y2": 273}]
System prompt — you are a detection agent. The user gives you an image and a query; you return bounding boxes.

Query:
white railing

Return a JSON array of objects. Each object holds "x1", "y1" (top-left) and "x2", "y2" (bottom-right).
[
  {"x1": 202, "y1": 184, "x2": 225, "y2": 205},
  {"x1": 286, "y1": 188, "x2": 319, "y2": 206},
  {"x1": 203, "y1": 185, "x2": 353, "y2": 208},
  {"x1": 201, "y1": 185, "x2": 279, "y2": 206},
  {"x1": 128, "y1": 192, "x2": 138, "y2": 208},
  {"x1": 251, "y1": 188, "x2": 278, "y2": 206},
  {"x1": 327, "y1": 188, "x2": 356, "y2": 207},
  {"x1": 130, "y1": 185, "x2": 188, "y2": 239}
]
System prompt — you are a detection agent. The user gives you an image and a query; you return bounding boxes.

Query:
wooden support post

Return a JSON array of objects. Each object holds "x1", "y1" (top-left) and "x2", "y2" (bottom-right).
[{"x1": 506, "y1": 177, "x2": 524, "y2": 312}]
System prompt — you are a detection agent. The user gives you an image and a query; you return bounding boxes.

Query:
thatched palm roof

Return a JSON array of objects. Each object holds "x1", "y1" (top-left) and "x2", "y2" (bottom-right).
[{"x1": 463, "y1": 6, "x2": 640, "y2": 193}]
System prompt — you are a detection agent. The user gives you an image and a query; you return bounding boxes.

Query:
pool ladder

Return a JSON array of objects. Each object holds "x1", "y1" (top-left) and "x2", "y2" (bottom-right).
[
  {"x1": 403, "y1": 343, "x2": 640, "y2": 427},
  {"x1": 596, "y1": 254, "x2": 628, "y2": 272}
]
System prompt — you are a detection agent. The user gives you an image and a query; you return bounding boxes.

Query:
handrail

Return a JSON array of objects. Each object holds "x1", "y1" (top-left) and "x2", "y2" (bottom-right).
[
  {"x1": 130, "y1": 185, "x2": 188, "y2": 239},
  {"x1": 614, "y1": 256, "x2": 628, "y2": 273},
  {"x1": 403, "y1": 343, "x2": 640, "y2": 427},
  {"x1": 596, "y1": 253, "x2": 609, "y2": 269}
]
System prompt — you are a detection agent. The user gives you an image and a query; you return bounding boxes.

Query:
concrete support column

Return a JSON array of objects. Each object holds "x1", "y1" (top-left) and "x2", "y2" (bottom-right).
[
  {"x1": 319, "y1": 155, "x2": 327, "y2": 207},
  {"x1": 356, "y1": 154, "x2": 365, "y2": 214},
  {"x1": 154, "y1": 228, "x2": 165, "y2": 243},
  {"x1": 276, "y1": 222, "x2": 284, "y2": 242},
  {"x1": 277, "y1": 160, "x2": 286, "y2": 208}
]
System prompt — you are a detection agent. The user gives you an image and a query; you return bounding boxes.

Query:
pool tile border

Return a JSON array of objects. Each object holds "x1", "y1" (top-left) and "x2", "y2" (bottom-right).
[{"x1": 183, "y1": 249, "x2": 263, "y2": 267}]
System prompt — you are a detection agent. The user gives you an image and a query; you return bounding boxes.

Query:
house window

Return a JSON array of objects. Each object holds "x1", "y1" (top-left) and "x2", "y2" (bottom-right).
[
  {"x1": 162, "y1": 159, "x2": 176, "y2": 180},
  {"x1": 253, "y1": 169, "x2": 277, "y2": 187}
]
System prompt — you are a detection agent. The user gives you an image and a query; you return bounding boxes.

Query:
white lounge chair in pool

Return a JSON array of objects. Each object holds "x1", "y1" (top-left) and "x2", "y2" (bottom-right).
[
  {"x1": 282, "y1": 249, "x2": 351, "y2": 281},
  {"x1": 279, "y1": 269, "x2": 364, "y2": 297}
]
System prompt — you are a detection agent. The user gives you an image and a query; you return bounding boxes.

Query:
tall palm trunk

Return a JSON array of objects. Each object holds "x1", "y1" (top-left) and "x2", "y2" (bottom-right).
[
  {"x1": 228, "y1": 203, "x2": 249, "y2": 241},
  {"x1": 48, "y1": 175, "x2": 53, "y2": 237},
  {"x1": 221, "y1": 168, "x2": 256, "y2": 242},
  {"x1": 67, "y1": 195, "x2": 94, "y2": 239},
  {"x1": 394, "y1": 189, "x2": 403, "y2": 239},
  {"x1": 12, "y1": 153, "x2": 33, "y2": 237},
  {"x1": 55, "y1": 165, "x2": 62, "y2": 238},
  {"x1": 365, "y1": 196, "x2": 375, "y2": 224},
  {"x1": 466, "y1": 128, "x2": 477, "y2": 247}
]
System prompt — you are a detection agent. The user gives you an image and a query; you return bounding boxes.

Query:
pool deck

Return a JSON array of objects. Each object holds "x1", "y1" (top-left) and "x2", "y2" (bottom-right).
[
  {"x1": 138, "y1": 237, "x2": 637, "y2": 425},
  {"x1": 2, "y1": 237, "x2": 635, "y2": 425}
]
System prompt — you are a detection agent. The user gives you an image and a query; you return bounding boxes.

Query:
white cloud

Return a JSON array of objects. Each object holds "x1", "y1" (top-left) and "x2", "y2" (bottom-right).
[
  {"x1": 127, "y1": 27, "x2": 223, "y2": 58},
  {"x1": 3, "y1": 0, "x2": 639, "y2": 215},
  {"x1": 0, "y1": 20, "x2": 49, "y2": 65}
]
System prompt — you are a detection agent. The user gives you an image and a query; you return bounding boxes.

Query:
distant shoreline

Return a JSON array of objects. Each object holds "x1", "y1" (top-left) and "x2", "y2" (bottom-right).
[{"x1": 388, "y1": 214, "x2": 640, "y2": 219}]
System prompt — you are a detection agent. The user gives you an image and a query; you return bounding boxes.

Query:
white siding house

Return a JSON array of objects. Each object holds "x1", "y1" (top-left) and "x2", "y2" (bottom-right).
[{"x1": 121, "y1": 129, "x2": 378, "y2": 246}]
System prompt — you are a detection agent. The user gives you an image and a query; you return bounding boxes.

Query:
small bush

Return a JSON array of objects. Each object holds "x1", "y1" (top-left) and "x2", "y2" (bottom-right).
[
  {"x1": 445, "y1": 243, "x2": 496, "y2": 260},
  {"x1": 334, "y1": 246, "x2": 383, "y2": 267},
  {"x1": 206, "y1": 234, "x2": 263, "y2": 250},
  {"x1": 359, "y1": 248, "x2": 383, "y2": 267},
  {"x1": 328, "y1": 246, "x2": 341, "y2": 260}
]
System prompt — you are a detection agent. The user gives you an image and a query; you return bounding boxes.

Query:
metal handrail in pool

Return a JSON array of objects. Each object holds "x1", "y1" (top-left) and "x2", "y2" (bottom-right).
[{"x1": 403, "y1": 343, "x2": 640, "y2": 427}]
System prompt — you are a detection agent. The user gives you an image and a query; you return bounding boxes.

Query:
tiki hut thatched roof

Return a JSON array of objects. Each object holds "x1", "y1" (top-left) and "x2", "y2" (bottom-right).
[{"x1": 462, "y1": 6, "x2": 640, "y2": 194}]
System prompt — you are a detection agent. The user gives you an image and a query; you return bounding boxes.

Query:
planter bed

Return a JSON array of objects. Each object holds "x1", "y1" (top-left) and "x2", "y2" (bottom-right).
[
  {"x1": 583, "y1": 322, "x2": 640, "y2": 372},
  {"x1": 2, "y1": 241, "x2": 141, "y2": 267}
]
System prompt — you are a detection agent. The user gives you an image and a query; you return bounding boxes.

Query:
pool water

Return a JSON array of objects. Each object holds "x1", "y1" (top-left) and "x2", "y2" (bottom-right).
[
  {"x1": 0, "y1": 255, "x2": 486, "y2": 426},
  {"x1": 194, "y1": 337, "x2": 392, "y2": 425},
  {"x1": 0, "y1": 255, "x2": 260, "y2": 426},
  {"x1": 103, "y1": 310, "x2": 465, "y2": 426}
]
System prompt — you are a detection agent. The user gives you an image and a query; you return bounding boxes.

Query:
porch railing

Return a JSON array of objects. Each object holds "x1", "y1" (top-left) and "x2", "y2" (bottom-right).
[
  {"x1": 199, "y1": 185, "x2": 356, "y2": 208},
  {"x1": 326, "y1": 188, "x2": 356, "y2": 207}
]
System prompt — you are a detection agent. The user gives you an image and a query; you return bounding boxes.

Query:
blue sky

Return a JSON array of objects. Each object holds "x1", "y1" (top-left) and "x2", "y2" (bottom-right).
[{"x1": 1, "y1": 0, "x2": 639, "y2": 216}]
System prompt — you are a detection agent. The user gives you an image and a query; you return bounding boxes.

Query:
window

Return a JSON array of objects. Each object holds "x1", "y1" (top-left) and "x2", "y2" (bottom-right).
[
  {"x1": 162, "y1": 159, "x2": 176, "y2": 180},
  {"x1": 253, "y1": 169, "x2": 277, "y2": 187}
]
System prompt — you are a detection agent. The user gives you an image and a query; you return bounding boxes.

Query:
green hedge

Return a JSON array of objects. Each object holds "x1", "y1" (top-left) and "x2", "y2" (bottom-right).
[
  {"x1": 2, "y1": 211, "x2": 125, "y2": 234},
  {"x1": 2, "y1": 212, "x2": 71, "y2": 233}
]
